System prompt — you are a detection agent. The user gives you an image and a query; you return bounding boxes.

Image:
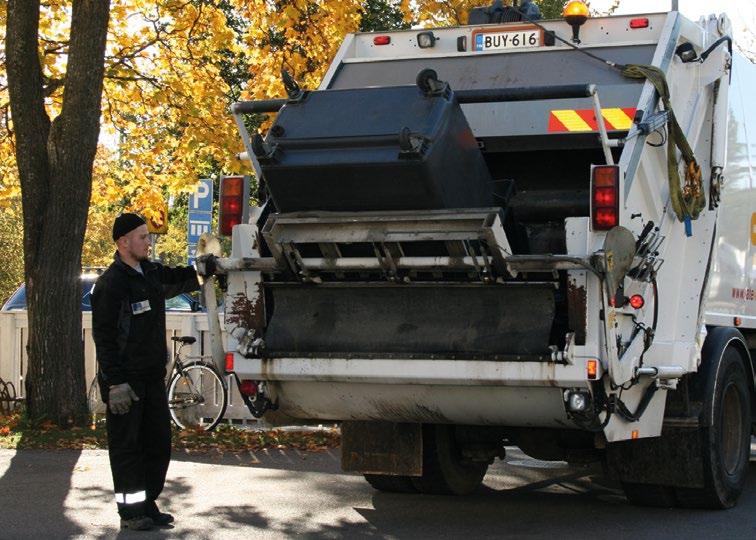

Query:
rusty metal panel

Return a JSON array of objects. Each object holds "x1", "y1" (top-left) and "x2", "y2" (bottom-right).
[
  {"x1": 341, "y1": 421, "x2": 422, "y2": 476},
  {"x1": 566, "y1": 275, "x2": 587, "y2": 345}
]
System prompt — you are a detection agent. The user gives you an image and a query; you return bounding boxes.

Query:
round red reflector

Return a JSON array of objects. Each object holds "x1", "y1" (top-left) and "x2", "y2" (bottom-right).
[{"x1": 629, "y1": 294, "x2": 645, "y2": 309}]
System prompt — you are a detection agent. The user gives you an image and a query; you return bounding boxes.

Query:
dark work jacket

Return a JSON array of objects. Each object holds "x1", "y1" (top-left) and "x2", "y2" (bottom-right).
[{"x1": 91, "y1": 253, "x2": 200, "y2": 386}]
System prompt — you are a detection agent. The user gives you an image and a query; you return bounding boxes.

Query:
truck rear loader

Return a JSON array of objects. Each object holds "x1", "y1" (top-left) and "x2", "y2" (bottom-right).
[{"x1": 196, "y1": 2, "x2": 756, "y2": 508}]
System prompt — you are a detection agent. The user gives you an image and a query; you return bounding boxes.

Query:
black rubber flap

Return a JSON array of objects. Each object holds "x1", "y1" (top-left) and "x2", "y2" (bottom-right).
[{"x1": 264, "y1": 285, "x2": 555, "y2": 356}]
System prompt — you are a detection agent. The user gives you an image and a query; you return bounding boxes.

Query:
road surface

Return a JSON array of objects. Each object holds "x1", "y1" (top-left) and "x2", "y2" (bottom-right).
[{"x1": 1, "y1": 444, "x2": 755, "y2": 539}]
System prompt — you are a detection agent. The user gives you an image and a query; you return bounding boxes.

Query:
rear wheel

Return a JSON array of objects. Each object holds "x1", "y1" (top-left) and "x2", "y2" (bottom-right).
[
  {"x1": 168, "y1": 362, "x2": 227, "y2": 431},
  {"x1": 675, "y1": 348, "x2": 751, "y2": 508},
  {"x1": 364, "y1": 474, "x2": 417, "y2": 493},
  {"x1": 618, "y1": 346, "x2": 752, "y2": 509},
  {"x1": 411, "y1": 425, "x2": 488, "y2": 495}
]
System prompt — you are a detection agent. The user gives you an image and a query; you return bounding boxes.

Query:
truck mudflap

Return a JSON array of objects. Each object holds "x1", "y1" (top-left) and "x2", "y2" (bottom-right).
[{"x1": 264, "y1": 283, "x2": 555, "y2": 357}]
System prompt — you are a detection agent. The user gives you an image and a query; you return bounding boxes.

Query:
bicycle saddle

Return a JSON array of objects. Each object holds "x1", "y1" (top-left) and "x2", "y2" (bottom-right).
[{"x1": 171, "y1": 336, "x2": 197, "y2": 344}]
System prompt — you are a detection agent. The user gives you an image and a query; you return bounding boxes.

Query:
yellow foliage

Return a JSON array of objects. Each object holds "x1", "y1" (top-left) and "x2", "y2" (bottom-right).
[
  {"x1": 233, "y1": 0, "x2": 363, "y2": 107},
  {"x1": 401, "y1": 0, "x2": 491, "y2": 27}
]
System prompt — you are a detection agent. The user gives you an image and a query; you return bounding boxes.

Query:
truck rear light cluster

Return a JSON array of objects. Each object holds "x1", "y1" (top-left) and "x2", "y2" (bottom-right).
[
  {"x1": 591, "y1": 165, "x2": 620, "y2": 230},
  {"x1": 239, "y1": 380, "x2": 258, "y2": 397},
  {"x1": 219, "y1": 175, "x2": 249, "y2": 236}
]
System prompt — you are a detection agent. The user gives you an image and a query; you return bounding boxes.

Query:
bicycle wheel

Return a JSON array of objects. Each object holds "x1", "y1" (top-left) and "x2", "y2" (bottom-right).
[{"x1": 167, "y1": 362, "x2": 228, "y2": 431}]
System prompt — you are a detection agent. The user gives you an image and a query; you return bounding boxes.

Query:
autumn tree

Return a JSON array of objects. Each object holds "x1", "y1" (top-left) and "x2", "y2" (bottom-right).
[
  {"x1": 5, "y1": 0, "x2": 111, "y2": 425},
  {"x1": 0, "y1": 208, "x2": 24, "y2": 304},
  {"x1": 401, "y1": 0, "x2": 620, "y2": 27},
  {"x1": 361, "y1": 0, "x2": 410, "y2": 31}
]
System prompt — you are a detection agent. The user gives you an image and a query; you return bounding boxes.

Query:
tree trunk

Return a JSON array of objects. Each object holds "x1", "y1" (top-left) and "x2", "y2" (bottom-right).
[{"x1": 6, "y1": 0, "x2": 111, "y2": 426}]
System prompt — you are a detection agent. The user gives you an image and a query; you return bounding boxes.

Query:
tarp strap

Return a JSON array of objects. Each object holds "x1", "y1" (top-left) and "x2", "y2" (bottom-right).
[{"x1": 622, "y1": 64, "x2": 706, "y2": 221}]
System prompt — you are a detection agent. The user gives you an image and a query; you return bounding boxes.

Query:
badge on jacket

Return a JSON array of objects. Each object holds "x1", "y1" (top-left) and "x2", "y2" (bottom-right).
[{"x1": 131, "y1": 300, "x2": 152, "y2": 315}]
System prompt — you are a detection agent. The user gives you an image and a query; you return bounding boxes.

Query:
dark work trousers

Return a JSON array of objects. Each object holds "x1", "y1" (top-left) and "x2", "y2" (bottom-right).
[{"x1": 106, "y1": 377, "x2": 171, "y2": 519}]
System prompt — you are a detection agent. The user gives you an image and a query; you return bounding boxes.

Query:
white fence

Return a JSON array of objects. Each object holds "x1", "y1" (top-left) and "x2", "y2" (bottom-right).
[{"x1": 0, "y1": 311, "x2": 258, "y2": 423}]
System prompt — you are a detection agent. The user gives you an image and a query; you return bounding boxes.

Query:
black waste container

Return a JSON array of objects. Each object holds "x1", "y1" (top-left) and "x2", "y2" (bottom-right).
[{"x1": 259, "y1": 85, "x2": 493, "y2": 212}]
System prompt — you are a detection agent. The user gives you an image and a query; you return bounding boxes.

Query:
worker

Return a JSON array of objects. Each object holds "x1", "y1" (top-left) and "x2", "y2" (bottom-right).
[{"x1": 91, "y1": 213, "x2": 200, "y2": 531}]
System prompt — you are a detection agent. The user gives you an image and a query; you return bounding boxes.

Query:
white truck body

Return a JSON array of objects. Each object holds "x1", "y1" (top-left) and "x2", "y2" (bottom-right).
[{"x1": 202, "y1": 6, "x2": 755, "y2": 506}]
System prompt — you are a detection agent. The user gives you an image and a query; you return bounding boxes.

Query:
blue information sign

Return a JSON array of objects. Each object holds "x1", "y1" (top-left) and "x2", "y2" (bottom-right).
[{"x1": 187, "y1": 178, "x2": 213, "y2": 265}]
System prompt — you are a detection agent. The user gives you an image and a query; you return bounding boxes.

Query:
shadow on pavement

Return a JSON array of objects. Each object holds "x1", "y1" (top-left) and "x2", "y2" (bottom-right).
[
  {"x1": 345, "y1": 462, "x2": 756, "y2": 539},
  {"x1": 184, "y1": 458, "x2": 756, "y2": 539},
  {"x1": 0, "y1": 448, "x2": 84, "y2": 538}
]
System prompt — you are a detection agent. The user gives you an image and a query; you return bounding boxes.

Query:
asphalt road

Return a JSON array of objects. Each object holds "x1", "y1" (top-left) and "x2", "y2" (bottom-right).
[{"x1": 1, "y1": 444, "x2": 756, "y2": 540}]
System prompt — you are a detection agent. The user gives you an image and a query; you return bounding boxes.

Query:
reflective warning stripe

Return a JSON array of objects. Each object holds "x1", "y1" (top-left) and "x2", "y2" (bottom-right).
[
  {"x1": 550, "y1": 110, "x2": 592, "y2": 132},
  {"x1": 114, "y1": 490, "x2": 146, "y2": 505},
  {"x1": 548, "y1": 108, "x2": 636, "y2": 132}
]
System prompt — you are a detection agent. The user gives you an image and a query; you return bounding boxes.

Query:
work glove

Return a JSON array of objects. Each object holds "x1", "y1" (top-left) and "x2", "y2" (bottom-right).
[
  {"x1": 196, "y1": 254, "x2": 218, "y2": 278},
  {"x1": 108, "y1": 383, "x2": 139, "y2": 415}
]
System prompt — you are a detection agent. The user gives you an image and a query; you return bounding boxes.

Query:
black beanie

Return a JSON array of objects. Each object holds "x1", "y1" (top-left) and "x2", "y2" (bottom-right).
[{"x1": 112, "y1": 213, "x2": 146, "y2": 241}]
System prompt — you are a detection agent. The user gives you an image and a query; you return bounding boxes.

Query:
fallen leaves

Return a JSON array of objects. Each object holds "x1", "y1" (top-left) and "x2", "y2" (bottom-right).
[
  {"x1": 172, "y1": 425, "x2": 340, "y2": 453},
  {"x1": 0, "y1": 413, "x2": 340, "y2": 453}
]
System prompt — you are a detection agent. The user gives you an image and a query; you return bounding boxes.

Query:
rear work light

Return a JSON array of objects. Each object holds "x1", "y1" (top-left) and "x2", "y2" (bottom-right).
[
  {"x1": 219, "y1": 175, "x2": 250, "y2": 236},
  {"x1": 629, "y1": 18, "x2": 649, "y2": 29},
  {"x1": 591, "y1": 165, "x2": 620, "y2": 231}
]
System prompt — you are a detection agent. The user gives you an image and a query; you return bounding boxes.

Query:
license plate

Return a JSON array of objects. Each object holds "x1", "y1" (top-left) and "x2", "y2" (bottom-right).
[{"x1": 473, "y1": 26, "x2": 543, "y2": 51}]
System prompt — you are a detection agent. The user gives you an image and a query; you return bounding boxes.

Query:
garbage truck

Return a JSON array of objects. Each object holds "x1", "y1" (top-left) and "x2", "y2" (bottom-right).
[{"x1": 196, "y1": 2, "x2": 756, "y2": 508}]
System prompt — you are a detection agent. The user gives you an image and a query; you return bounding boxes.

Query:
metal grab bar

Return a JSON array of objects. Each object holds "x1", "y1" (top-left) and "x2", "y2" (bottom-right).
[{"x1": 229, "y1": 83, "x2": 597, "y2": 117}]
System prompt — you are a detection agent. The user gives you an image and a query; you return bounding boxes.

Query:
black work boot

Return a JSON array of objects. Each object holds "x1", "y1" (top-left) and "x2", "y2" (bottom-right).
[
  {"x1": 120, "y1": 516, "x2": 154, "y2": 531},
  {"x1": 145, "y1": 500, "x2": 175, "y2": 526}
]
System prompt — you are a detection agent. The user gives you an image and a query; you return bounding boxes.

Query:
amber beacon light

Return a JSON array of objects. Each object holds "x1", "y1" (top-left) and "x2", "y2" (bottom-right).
[{"x1": 563, "y1": 1, "x2": 590, "y2": 44}]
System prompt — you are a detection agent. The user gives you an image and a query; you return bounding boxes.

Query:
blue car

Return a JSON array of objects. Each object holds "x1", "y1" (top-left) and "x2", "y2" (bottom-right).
[{"x1": 1, "y1": 270, "x2": 202, "y2": 312}]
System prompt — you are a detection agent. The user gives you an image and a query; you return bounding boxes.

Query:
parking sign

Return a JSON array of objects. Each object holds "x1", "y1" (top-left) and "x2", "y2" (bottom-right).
[{"x1": 188, "y1": 178, "x2": 213, "y2": 264}]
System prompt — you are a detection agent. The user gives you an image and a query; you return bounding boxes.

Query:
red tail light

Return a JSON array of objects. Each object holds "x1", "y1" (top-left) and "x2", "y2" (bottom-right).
[
  {"x1": 629, "y1": 18, "x2": 649, "y2": 29},
  {"x1": 219, "y1": 175, "x2": 249, "y2": 236},
  {"x1": 373, "y1": 36, "x2": 391, "y2": 45},
  {"x1": 239, "y1": 380, "x2": 258, "y2": 397},
  {"x1": 591, "y1": 165, "x2": 620, "y2": 230},
  {"x1": 225, "y1": 352, "x2": 235, "y2": 372}
]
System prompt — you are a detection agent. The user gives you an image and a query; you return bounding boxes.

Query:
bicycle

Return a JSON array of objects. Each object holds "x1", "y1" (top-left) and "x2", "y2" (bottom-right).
[
  {"x1": 166, "y1": 336, "x2": 228, "y2": 431},
  {"x1": 87, "y1": 336, "x2": 229, "y2": 431}
]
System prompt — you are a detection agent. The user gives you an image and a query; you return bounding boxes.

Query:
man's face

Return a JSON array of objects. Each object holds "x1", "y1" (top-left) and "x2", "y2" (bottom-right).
[{"x1": 121, "y1": 224, "x2": 151, "y2": 261}]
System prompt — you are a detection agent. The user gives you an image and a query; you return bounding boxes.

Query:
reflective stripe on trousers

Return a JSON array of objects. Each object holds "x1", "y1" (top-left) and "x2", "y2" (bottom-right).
[{"x1": 114, "y1": 490, "x2": 147, "y2": 505}]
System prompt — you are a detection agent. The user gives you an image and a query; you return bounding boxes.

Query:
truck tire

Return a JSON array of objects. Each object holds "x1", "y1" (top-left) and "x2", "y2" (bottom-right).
[
  {"x1": 411, "y1": 425, "x2": 488, "y2": 495},
  {"x1": 364, "y1": 474, "x2": 417, "y2": 493},
  {"x1": 674, "y1": 346, "x2": 751, "y2": 509}
]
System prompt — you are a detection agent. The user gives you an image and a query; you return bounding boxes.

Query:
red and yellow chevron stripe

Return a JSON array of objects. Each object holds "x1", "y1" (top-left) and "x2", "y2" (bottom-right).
[{"x1": 548, "y1": 108, "x2": 636, "y2": 132}]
